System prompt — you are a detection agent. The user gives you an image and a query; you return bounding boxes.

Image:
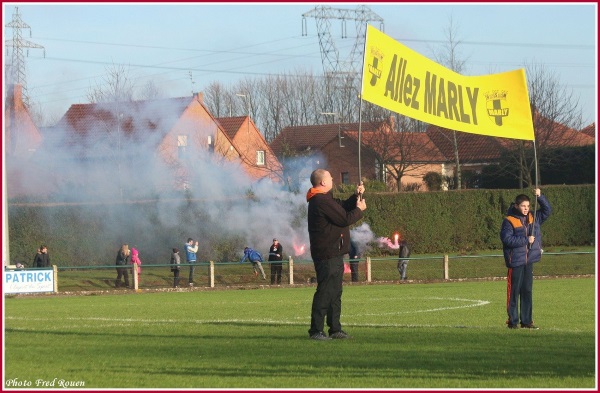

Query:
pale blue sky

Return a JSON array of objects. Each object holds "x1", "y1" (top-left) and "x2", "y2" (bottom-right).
[{"x1": 3, "y1": 2, "x2": 597, "y2": 125}]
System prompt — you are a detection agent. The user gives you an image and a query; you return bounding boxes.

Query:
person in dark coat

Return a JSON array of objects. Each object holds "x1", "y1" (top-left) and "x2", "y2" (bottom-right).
[
  {"x1": 306, "y1": 169, "x2": 366, "y2": 340},
  {"x1": 170, "y1": 248, "x2": 181, "y2": 288},
  {"x1": 115, "y1": 244, "x2": 131, "y2": 288},
  {"x1": 397, "y1": 238, "x2": 411, "y2": 280},
  {"x1": 268, "y1": 238, "x2": 283, "y2": 285},
  {"x1": 500, "y1": 188, "x2": 551, "y2": 330},
  {"x1": 33, "y1": 245, "x2": 50, "y2": 268}
]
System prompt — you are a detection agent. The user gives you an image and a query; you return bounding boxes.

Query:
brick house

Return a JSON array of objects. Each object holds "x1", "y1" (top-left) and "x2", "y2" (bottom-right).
[
  {"x1": 216, "y1": 116, "x2": 283, "y2": 183},
  {"x1": 4, "y1": 84, "x2": 50, "y2": 198},
  {"x1": 580, "y1": 123, "x2": 595, "y2": 139},
  {"x1": 272, "y1": 114, "x2": 595, "y2": 191},
  {"x1": 271, "y1": 118, "x2": 449, "y2": 191},
  {"x1": 270, "y1": 122, "x2": 380, "y2": 190},
  {"x1": 29, "y1": 93, "x2": 282, "y2": 199}
]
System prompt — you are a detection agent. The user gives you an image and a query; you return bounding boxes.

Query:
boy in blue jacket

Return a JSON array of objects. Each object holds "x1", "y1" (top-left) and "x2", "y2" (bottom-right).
[
  {"x1": 500, "y1": 188, "x2": 551, "y2": 330},
  {"x1": 240, "y1": 247, "x2": 266, "y2": 280}
]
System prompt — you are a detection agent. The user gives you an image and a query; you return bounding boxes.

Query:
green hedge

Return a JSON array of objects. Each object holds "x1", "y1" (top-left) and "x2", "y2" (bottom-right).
[
  {"x1": 358, "y1": 184, "x2": 595, "y2": 253},
  {"x1": 7, "y1": 185, "x2": 595, "y2": 265}
]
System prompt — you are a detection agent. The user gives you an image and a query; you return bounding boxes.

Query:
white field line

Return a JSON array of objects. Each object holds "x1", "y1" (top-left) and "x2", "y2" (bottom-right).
[
  {"x1": 5, "y1": 297, "x2": 492, "y2": 329},
  {"x1": 354, "y1": 297, "x2": 491, "y2": 317}
]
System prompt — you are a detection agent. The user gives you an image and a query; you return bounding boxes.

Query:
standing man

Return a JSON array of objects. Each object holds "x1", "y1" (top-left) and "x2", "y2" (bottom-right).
[
  {"x1": 397, "y1": 237, "x2": 411, "y2": 281},
  {"x1": 185, "y1": 238, "x2": 199, "y2": 287},
  {"x1": 33, "y1": 245, "x2": 50, "y2": 268},
  {"x1": 268, "y1": 238, "x2": 283, "y2": 285},
  {"x1": 500, "y1": 188, "x2": 551, "y2": 330},
  {"x1": 306, "y1": 169, "x2": 366, "y2": 340}
]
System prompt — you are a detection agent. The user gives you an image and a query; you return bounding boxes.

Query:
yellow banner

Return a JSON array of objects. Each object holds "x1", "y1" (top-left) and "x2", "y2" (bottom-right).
[{"x1": 362, "y1": 26, "x2": 535, "y2": 141}]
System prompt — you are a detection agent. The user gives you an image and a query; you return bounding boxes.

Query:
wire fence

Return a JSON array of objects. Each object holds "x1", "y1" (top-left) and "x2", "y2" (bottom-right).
[{"x1": 12, "y1": 251, "x2": 592, "y2": 293}]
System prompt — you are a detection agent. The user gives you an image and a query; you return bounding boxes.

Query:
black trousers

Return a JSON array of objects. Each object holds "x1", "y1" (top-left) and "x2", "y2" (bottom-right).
[
  {"x1": 188, "y1": 262, "x2": 195, "y2": 284},
  {"x1": 270, "y1": 262, "x2": 282, "y2": 284},
  {"x1": 172, "y1": 269, "x2": 180, "y2": 287},
  {"x1": 350, "y1": 261, "x2": 359, "y2": 282},
  {"x1": 507, "y1": 263, "x2": 534, "y2": 326},
  {"x1": 116, "y1": 266, "x2": 129, "y2": 287},
  {"x1": 309, "y1": 255, "x2": 344, "y2": 336}
]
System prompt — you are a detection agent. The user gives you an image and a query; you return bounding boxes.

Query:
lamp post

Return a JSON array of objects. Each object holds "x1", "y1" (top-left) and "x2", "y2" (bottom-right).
[{"x1": 236, "y1": 93, "x2": 250, "y2": 134}]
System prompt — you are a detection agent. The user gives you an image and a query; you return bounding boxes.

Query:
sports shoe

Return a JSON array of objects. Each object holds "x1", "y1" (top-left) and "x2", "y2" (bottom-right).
[
  {"x1": 521, "y1": 323, "x2": 539, "y2": 330},
  {"x1": 507, "y1": 324, "x2": 519, "y2": 329},
  {"x1": 310, "y1": 332, "x2": 331, "y2": 341},
  {"x1": 329, "y1": 330, "x2": 352, "y2": 339}
]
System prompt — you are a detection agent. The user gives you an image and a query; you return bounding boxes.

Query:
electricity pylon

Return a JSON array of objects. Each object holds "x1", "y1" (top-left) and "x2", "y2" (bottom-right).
[
  {"x1": 302, "y1": 4, "x2": 384, "y2": 76},
  {"x1": 5, "y1": 6, "x2": 45, "y2": 108},
  {"x1": 302, "y1": 5, "x2": 384, "y2": 122}
]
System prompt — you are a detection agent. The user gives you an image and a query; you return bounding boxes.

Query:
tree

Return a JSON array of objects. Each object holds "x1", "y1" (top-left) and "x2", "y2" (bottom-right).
[
  {"x1": 494, "y1": 63, "x2": 584, "y2": 188},
  {"x1": 432, "y1": 15, "x2": 469, "y2": 189},
  {"x1": 362, "y1": 115, "x2": 437, "y2": 191},
  {"x1": 86, "y1": 63, "x2": 135, "y2": 103}
]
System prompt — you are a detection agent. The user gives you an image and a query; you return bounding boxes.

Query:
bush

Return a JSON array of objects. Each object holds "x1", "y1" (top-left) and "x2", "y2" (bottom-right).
[{"x1": 423, "y1": 172, "x2": 443, "y2": 191}]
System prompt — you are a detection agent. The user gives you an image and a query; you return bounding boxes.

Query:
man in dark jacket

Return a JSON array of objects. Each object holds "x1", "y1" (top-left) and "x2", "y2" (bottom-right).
[
  {"x1": 33, "y1": 245, "x2": 50, "y2": 268},
  {"x1": 306, "y1": 169, "x2": 366, "y2": 340},
  {"x1": 268, "y1": 238, "x2": 283, "y2": 285},
  {"x1": 500, "y1": 188, "x2": 551, "y2": 330}
]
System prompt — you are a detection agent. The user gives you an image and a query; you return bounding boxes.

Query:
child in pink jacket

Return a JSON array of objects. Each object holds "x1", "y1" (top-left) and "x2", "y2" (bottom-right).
[{"x1": 130, "y1": 247, "x2": 142, "y2": 281}]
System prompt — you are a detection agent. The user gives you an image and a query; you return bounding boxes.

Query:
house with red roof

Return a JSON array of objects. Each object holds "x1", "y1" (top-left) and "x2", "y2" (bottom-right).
[
  {"x1": 216, "y1": 116, "x2": 283, "y2": 183},
  {"x1": 270, "y1": 121, "x2": 379, "y2": 190},
  {"x1": 273, "y1": 114, "x2": 595, "y2": 191},
  {"x1": 7, "y1": 92, "x2": 282, "y2": 200},
  {"x1": 270, "y1": 117, "x2": 446, "y2": 191},
  {"x1": 4, "y1": 84, "x2": 49, "y2": 198}
]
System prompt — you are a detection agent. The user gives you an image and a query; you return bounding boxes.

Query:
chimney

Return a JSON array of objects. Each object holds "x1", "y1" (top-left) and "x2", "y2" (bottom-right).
[{"x1": 193, "y1": 92, "x2": 204, "y2": 104}]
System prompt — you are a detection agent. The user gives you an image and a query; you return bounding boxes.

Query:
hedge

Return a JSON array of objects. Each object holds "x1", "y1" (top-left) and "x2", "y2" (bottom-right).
[{"x1": 7, "y1": 184, "x2": 595, "y2": 265}]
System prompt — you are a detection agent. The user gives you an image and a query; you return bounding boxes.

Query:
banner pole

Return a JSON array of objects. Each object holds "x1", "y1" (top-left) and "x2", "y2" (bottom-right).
[
  {"x1": 531, "y1": 139, "x2": 539, "y2": 239},
  {"x1": 357, "y1": 24, "x2": 370, "y2": 185}
]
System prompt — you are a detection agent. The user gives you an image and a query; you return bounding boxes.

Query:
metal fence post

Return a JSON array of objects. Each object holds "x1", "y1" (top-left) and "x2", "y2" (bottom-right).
[
  {"x1": 209, "y1": 261, "x2": 214, "y2": 288},
  {"x1": 288, "y1": 256, "x2": 294, "y2": 285},
  {"x1": 443, "y1": 255, "x2": 449, "y2": 280},
  {"x1": 366, "y1": 257, "x2": 371, "y2": 282}
]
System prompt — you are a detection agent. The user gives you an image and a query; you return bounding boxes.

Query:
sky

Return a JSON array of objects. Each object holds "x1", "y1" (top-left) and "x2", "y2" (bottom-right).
[{"x1": 2, "y1": 2, "x2": 597, "y2": 126}]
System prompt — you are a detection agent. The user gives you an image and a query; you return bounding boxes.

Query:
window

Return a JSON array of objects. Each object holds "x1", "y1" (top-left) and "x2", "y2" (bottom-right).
[
  {"x1": 177, "y1": 135, "x2": 188, "y2": 159},
  {"x1": 256, "y1": 150, "x2": 265, "y2": 166},
  {"x1": 341, "y1": 172, "x2": 350, "y2": 184}
]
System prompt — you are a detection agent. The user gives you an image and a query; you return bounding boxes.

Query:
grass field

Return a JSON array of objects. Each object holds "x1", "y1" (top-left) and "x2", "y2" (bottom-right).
[{"x1": 4, "y1": 277, "x2": 596, "y2": 389}]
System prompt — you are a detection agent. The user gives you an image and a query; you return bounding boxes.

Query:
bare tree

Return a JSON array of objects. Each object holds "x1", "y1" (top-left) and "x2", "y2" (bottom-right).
[
  {"x1": 138, "y1": 80, "x2": 164, "y2": 101},
  {"x1": 362, "y1": 115, "x2": 435, "y2": 191},
  {"x1": 86, "y1": 63, "x2": 135, "y2": 103},
  {"x1": 204, "y1": 81, "x2": 231, "y2": 117},
  {"x1": 432, "y1": 15, "x2": 469, "y2": 189},
  {"x1": 497, "y1": 63, "x2": 584, "y2": 188}
]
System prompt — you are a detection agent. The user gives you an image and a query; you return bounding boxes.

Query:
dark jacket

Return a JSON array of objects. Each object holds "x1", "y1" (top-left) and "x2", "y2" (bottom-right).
[
  {"x1": 268, "y1": 244, "x2": 283, "y2": 262},
  {"x1": 34, "y1": 252, "x2": 50, "y2": 268},
  {"x1": 115, "y1": 250, "x2": 130, "y2": 266},
  {"x1": 500, "y1": 194, "x2": 551, "y2": 268},
  {"x1": 398, "y1": 241, "x2": 410, "y2": 261},
  {"x1": 307, "y1": 191, "x2": 363, "y2": 260}
]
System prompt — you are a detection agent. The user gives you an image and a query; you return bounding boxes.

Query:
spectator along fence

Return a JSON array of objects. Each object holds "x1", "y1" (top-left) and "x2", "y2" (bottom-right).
[{"x1": 4, "y1": 251, "x2": 594, "y2": 294}]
